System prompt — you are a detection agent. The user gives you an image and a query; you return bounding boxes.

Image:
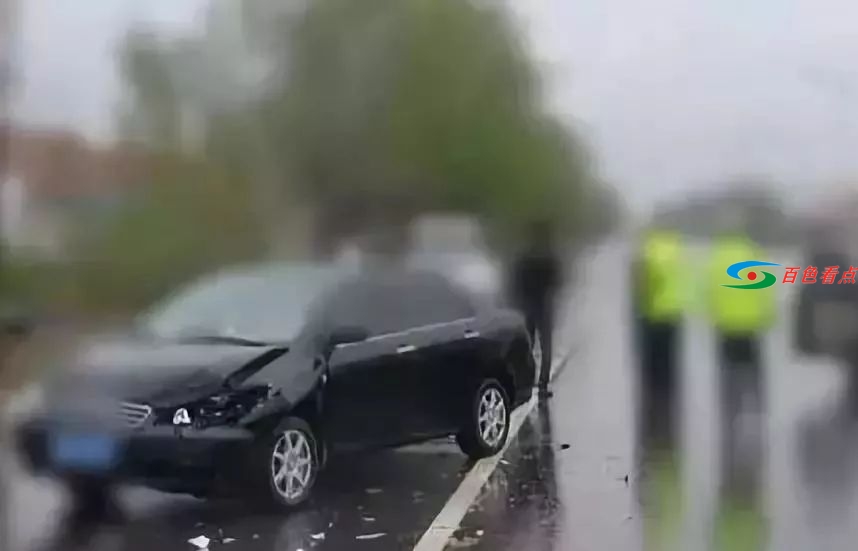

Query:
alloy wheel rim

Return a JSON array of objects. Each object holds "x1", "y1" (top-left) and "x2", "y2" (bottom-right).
[
  {"x1": 478, "y1": 387, "x2": 507, "y2": 448},
  {"x1": 271, "y1": 429, "x2": 313, "y2": 501}
]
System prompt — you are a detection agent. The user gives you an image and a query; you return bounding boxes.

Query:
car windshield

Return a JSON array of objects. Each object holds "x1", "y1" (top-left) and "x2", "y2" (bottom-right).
[{"x1": 140, "y1": 265, "x2": 338, "y2": 345}]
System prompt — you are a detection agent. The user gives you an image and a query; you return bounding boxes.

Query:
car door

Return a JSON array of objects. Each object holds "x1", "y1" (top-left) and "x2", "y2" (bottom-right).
[
  {"x1": 321, "y1": 277, "x2": 425, "y2": 451},
  {"x1": 394, "y1": 273, "x2": 482, "y2": 437},
  {"x1": 354, "y1": 275, "x2": 447, "y2": 446}
]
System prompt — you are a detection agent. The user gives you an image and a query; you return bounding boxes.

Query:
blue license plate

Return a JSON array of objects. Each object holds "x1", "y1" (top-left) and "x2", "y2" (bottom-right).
[{"x1": 49, "y1": 433, "x2": 119, "y2": 471}]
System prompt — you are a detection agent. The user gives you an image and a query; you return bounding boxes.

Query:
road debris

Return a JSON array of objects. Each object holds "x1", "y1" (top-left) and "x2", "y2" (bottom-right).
[
  {"x1": 310, "y1": 532, "x2": 326, "y2": 541},
  {"x1": 365, "y1": 488, "x2": 383, "y2": 494},
  {"x1": 356, "y1": 532, "x2": 387, "y2": 540},
  {"x1": 222, "y1": 538, "x2": 236, "y2": 544},
  {"x1": 447, "y1": 532, "x2": 483, "y2": 548},
  {"x1": 361, "y1": 515, "x2": 376, "y2": 522},
  {"x1": 560, "y1": 443, "x2": 570, "y2": 450},
  {"x1": 188, "y1": 535, "x2": 211, "y2": 549}
]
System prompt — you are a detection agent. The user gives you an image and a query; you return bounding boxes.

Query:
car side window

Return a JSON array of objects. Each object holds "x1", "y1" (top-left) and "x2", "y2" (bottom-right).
[
  {"x1": 321, "y1": 278, "x2": 410, "y2": 337},
  {"x1": 321, "y1": 273, "x2": 475, "y2": 337},
  {"x1": 399, "y1": 273, "x2": 476, "y2": 327}
]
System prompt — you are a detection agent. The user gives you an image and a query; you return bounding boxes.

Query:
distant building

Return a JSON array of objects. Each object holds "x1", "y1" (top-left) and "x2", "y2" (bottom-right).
[{"x1": 1, "y1": 125, "x2": 147, "y2": 260}]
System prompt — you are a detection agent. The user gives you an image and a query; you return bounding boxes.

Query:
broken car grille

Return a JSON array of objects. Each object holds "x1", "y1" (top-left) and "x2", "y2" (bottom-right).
[{"x1": 119, "y1": 401, "x2": 152, "y2": 428}]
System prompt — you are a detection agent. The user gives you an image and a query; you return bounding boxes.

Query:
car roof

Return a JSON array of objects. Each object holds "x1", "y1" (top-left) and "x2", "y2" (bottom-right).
[
  {"x1": 213, "y1": 261, "x2": 342, "y2": 279},
  {"x1": 202, "y1": 262, "x2": 461, "y2": 295}
]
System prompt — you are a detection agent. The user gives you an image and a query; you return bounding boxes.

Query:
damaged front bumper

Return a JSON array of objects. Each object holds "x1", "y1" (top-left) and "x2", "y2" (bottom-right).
[{"x1": 16, "y1": 416, "x2": 256, "y2": 493}]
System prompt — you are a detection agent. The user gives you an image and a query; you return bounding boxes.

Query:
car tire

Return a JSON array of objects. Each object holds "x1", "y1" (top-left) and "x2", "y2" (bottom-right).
[
  {"x1": 250, "y1": 417, "x2": 319, "y2": 509},
  {"x1": 66, "y1": 479, "x2": 124, "y2": 527},
  {"x1": 456, "y1": 378, "x2": 511, "y2": 460}
]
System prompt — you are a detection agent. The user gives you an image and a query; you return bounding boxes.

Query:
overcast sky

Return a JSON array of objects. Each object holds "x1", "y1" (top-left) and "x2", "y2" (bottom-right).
[
  {"x1": 11, "y1": 0, "x2": 858, "y2": 209},
  {"x1": 11, "y1": 0, "x2": 205, "y2": 140}
]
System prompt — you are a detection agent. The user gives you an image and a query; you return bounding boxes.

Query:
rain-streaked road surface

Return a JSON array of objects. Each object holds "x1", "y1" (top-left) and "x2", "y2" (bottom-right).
[
  {"x1": 8, "y1": 239, "x2": 858, "y2": 551},
  {"x1": 446, "y1": 239, "x2": 858, "y2": 551}
]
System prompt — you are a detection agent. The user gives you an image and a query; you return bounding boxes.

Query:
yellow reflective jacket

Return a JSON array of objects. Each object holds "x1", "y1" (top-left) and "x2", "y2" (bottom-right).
[
  {"x1": 706, "y1": 235, "x2": 777, "y2": 335},
  {"x1": 638, "y1": 231, "x2": 685, "y2": 323}
]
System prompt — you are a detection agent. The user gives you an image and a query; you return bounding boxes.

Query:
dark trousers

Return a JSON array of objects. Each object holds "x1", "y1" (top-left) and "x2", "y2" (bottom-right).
[
  {"x1": 637, "y1": 320, "x2": 679, "y2": 455},
  {"x1": 524, "y1": 304, "x2": 554, "y2": 390},
  {"x1": 842, "y1": 346, "x2": 858, "y2": 413},
  {"x1": 718, "y1": 334, "x2": 764, "y2": 503},
  {"x1": 634, "y1": 319, "x2": 680, "y2": 513}
]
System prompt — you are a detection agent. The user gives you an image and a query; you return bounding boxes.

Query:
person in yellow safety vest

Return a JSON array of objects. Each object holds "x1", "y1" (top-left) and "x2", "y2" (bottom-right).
[
  {"x1": 705, "y1": 228, "x2": 776, "y2": 551},
  {"x1": 707, "y1": 232, "x2": 777, "y2": 339},
  {"x1": 630, "y1": 227, "x2": 687, "y2": 551},
  {"x1": 632, "y1": 227, "x2": 686, "y2": 455}
]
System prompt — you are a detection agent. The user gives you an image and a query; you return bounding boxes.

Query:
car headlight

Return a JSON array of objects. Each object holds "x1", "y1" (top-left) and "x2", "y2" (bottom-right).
[
  {"x1": 173, "y1": 408, "x2": 192, "y2": 426},
  {"x1": 155, "y1": 385, "x2": 271, "y2": 429}
]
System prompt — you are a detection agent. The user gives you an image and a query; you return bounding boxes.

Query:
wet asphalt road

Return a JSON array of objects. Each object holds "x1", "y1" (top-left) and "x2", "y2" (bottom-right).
[
  {"x1": 448, "y1": 240, "x2": 638, "y2": 551},
  {"x1": 14, "y1": 442, "x2": 468, "y2": 550},
  {"x1": 8, "y1": 239, "x2": 858, "y2": 551},
  {"x1": 448, "y1": 240, "x2": 858, "y2": 551}
]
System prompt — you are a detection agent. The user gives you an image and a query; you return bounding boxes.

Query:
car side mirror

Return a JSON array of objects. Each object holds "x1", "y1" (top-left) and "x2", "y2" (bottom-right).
[{"x1": 329, "y1": 326, "x2": 369, "y2": 347}]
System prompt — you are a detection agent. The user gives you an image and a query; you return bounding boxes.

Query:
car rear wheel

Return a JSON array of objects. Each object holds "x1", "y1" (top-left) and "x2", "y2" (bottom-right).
[
  {"x1": 456, "y1": 379, "x2": 511, "y2": 460},
  {"x1": 251, "y1": 417, "x2": 319, "y2": 508}
]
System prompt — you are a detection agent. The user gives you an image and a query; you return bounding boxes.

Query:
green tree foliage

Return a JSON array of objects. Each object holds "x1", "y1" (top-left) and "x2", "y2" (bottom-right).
[
  {"x1": 64, "y1": 4, "x2": 273, "y2": 313},
  {"x1": 116, "y1": 31, "x2": 183, "y2": 149},
  {"x1": 71, "y1": 154, "x2": 266, "y2": 313},
  {"x1": 89, "y1": 0, "x2": 616, "y2": 314},
  {"x1": 258, "y1": 0, "x2": 599, "y2": 249}
]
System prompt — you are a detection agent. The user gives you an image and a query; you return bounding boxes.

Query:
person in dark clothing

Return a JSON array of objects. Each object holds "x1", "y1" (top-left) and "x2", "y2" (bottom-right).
[
  {"x1": 794, "y1": 225, "x2": 858, "y2": 522},
  {"x1": 508, "y1": 222, "x2": 563, "y2": 397},
  {"x1": 794, "y1": 225, "x2": 856, "y2": 358}
]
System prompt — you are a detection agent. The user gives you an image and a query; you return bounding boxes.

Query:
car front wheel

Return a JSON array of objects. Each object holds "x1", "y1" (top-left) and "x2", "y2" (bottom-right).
[
  {"x1": 456, "y1": 379, "x2": 511, "y2": 460},
  {"x1": 251, "y1": 417, "x2": 319, "y2": 508}
]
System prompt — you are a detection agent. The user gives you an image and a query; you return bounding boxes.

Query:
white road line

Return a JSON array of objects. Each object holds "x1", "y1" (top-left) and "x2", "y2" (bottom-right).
[
  {"x1": 412, "y1": 396, "x2": 536, "y2": 551},
  {"x1": 412, "y1": 350, "x2": 571, "y2": 551}
]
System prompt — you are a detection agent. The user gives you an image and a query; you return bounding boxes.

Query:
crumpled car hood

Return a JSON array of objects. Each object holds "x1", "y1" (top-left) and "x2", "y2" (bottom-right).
[{"x1": 48, "y1": 336, "x2": 286, "y2": 409}]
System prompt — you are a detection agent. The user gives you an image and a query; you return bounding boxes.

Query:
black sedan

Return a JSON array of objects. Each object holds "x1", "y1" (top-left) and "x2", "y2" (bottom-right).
[{"x1": 16, "y1": 263, "x2": 536, "y2": 510}]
